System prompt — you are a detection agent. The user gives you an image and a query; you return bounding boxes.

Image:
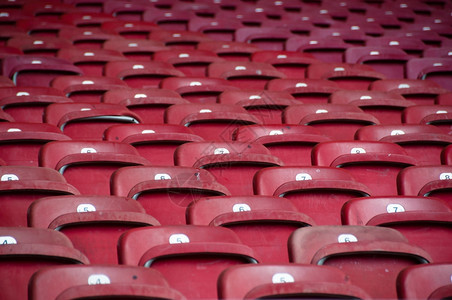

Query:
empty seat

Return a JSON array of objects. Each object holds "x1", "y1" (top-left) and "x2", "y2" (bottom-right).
[
  {"x1": 366, "y1": 36, "x2": 427, "y2": 58},
  {"x1": 164, "y1": 103, "x2": 260, "y2": 141},
  {"x1": 286, "y1": 36, "x2": 350, "y2": 63},
  {"x1": 2, "y1": 55, "x2": 82, "y2": 87},
  {"x1": 208, "y1": 61, "x2": 286, "y2": 90},
  {"x1": 103, "y1": 38, "x2": 167, "y2": 61},
  {"x1": 104, "y1": 124, "x2": 204, "y2": 166},
  {"x1": 6, "y1": 36, "x2": 73, "y2": 56},
  {"x1": 143, "y1": 9, "x2": 196, "y2": 31},
  {"x1": 103, "y1": 0, "x2": 150, "y2": 21},
  {"x1": 188, "y1": 16, "x2": 243, "y2": 42},
  {"x1": 0, "y1": 165, "x2": 79, "y2": 227},
  {"x1": 44, "y1": 103, "x2": 141, "y2": 140},
  {"x1": 283, "y1": 103, "x2": 379, "y2": 140},
  {"x1": 118, "y1": 225, "x2": 258, "y2": 299},
  {"x1": 102, "y1": 87, "x2": 187, "y2": 124},
  {"x1": 266, "y1": 78, "x2": 341, "y2": 103},
  {"x1": 234, "y1": 124, "x2": 330, "y2": 166},
  {"x1": 342, "y1": 196, "x2": 452, "y2": 263},
  {"x1": 175, "y1": 141, "x2": 283, "y2": 195},
  {"x1": 0, "y1": 122, "x2": 71, "y2": 166},
  {"x1": 356, "y1": 124, "x2": 452, "y2": 165},
  {"x1": 101, "y1": 20, "x2": 160, "y2": 40},
  {"x1": 149, "y1": 30, "x2": 213, "y2": 50},
  {"x1": 306, "y1": 62, "x2": 386, "y2": 90},
  {"x1": 397, "y1": 263, "x2": 452, "y2": 299},
  {"x1": 344, "y1": 46, "x2": 410, "y2": 79},
  {"x1": 29, "y1": 265, "x2": 186, "y2": 300},
  {"x1": 235, "y1": 27, "x2": 293, "y2": 51},
  {"x1": 111, "y1": 165, "x2": 230, "y2": 225},
  {"x1": 0, "y1": 86, "x2": 64, "y2": 99},
  {"x1": 39, "y1": 140, "x2": 150, "y2": 195},
  {"x1": 398, "y1": 165, "x2": 452, "y2": 209},
  {"x1": 288, "y1": 225, "x2": 431, "y2": 299},
  {"x1": 58, "y1": 26, "x2": 120, "y2": 49},
  {"x1": 187, "y1": 195, "x2": 314, "y2": 263},
  {"x1": 104, "y1": 60, "x2": 185, "y2": 89},
  {"x1": 197, "y1": 40, "x2": 260, "y2": 62},
  {"x1": 29, "y1": 195, "x2": 160, "y2": 264},
  {"x1": 329, "y1": 89, "x2": 415, "y2": 124},
  {"x1": 406, "y1": 57, "x2": 452, "y2": 91},
  {"x1": 160, "y1": 77, "x2": 238, "y2": 104},
  {"x1": 219, "y1": 90, "x2": 300, "y2": 124},
  {"x1": 0, "y1": 227, "x2": 89, "y2": 300},
  {"x1": 313, "y1": 140, "x2": 417, "y2": 196},
  {"x1": 254, "y1": 166, "x2": 370, "y2": 225},
  {"x1": 402, "y1": 105, "x2": 452, "y2": 134},
  {"x1": 442, "y1": 144, "x2": 452, "y2": 165},
  {"x1": 251, "y1": 50, "x2": 320, "y2": 79},
  {"x1": 218, "y1": 264, "x2": 371, "y2": 300},
  {"x1": 370, "y1": 78, "x2": 449, "y2": 105},
  {"x1": 51, "y1": 75, "x2": 128, "y2": 103},
  {"x1": 423, "y1": 46, "x2": 452, "y2": 59}
]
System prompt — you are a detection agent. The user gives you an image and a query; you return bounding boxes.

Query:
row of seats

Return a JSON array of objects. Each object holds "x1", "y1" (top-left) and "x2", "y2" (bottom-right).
[{"x1": 0, "y1": 0, "x2": 451, "y2": 299}]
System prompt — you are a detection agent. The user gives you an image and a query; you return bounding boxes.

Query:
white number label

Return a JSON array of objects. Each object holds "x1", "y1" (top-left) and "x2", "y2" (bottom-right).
[
  {"x1": 272, "y1": 273, "x2": 294, "y2": 284},
  {"x1": 1, "y1": 174, "x2": 19, "y2": 181},
  {"x1": 390, "y1": 130, "x2": 405, "y2": 136},
  {"x1": 214, "y1": 148, "x2": 230, "y2": 155},
  {"x1": 0, "y1": 236, "x2": 17, "y2": 244},
  {"x1": 81, "y1": 148, "x2": 97, "y2": 153},
  {"x1": 351, "y1": 147, "x2": 366, "y2": 154},
  {"x1": 155, "y1": 173, "x2": 171, "y2": 180},
  {"x1": 233, "y1": 204, "x2": 251, "y2": 212},
  {"x1": 386, "y1": 204, "x2": 405, "y2": 213},
  {"x1": 169, "y1": 234, "x2": 190, "y2": 244},
  {"x1": 88, "y1": 274, "x2": 111, "y2": 285},
  {"x1": 440, "y1": 173, "x2": 452, "y2": 180},
  {"x1": 77, "y1": 204, "x2": 96, "y2": 213},
  {"x1": 296, "y1": 173, "x2": 312, "y2": 181},
  {"x1": 338, "y1": 234, "x2": 358, "y2": 243}
]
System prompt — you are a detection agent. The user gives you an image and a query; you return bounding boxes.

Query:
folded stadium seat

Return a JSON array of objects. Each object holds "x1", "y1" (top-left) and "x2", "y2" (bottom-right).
[
  {"x1": 254, "y1": 166, "x2": 370, "y2": 225},
  {"x1": 149, "y1": 30, "x2": 214, "y2": 50},
  {"x1": 260, "y1": 18, "x2": 315, "y2": 36},
  {"x1": 39, "y1": 140, "x2": 150, "y2": 195},
  {"x1": 232, "y1": 2, "x2": 288, "y2": 22},
  {"x1": 57, "y1": 47, "x2": 126, "y2": 77},
  {"x1": 28, "y1": 195, "x2": 160, "y2": 264},
  {"x1": 153, "y1": 49, "x2": 224, "y2": 78},
  {"x1": 288, "y1": 225, "x2": 431, "y2": 299},
  {"x1": 283, "y1": 103, "x2": 380, "y2": 140},
  {"x1": 395, "y1": 29, "x2": 446, "y2": 49},
  {"x1": 397, "y1": 263, "x2": 452, "y2": 299},
  {"x1": 208, "y1": 61, "x2": 287, "y2": 90},
  {"x1": 103, "y1": 0, "x2": 152, "y2": 22},
  {"x1": 104, "y1": 60, "x2": 185, "y2": 89},
  {"x1": 347, "y1": 11, "x2": 404, "y2": 31},
  {"x1": 142, "y1": 8, "x2": 197, "y2": 31},
  {"x1": 23, "y1": 2, "x2": 78, "y2": 20},
  {"x1": 437, "y1": 92, "x2": 452, "y2": 105},
  {"x1": 58, "y1": 26, "x2": 121, "y2": 49},
  {"x1": 118, "y1": 225, "x2": 258, "y2": 299},
  {"x1": 197, "y1": 40, "x2": 260, "y2": 62},
  {"x1": 234, "y1": 124, "x2": 331, "y2": 166},
  {"x1": 171, "y1": 1, "x2": 220, "y2": 18},
  {"x1": 102, "y1": 87, "x2": 187, "y2": 123},
  {"x1": 101, "y1": 20, "x2": 161, "y2": 40},
  {"x1": 218, "y1": 90, "x2": 300, "y2": 124},
  {"x1": 160, "y1": 77, "x2": 239, "y2": 104},
  {"x1": 284, "y1": 7, "x2": 338, "y2": 29},
  {"x1": 218, "y1": 264, "x2": 371, "y2": 300},
  {"x1": 406, "y1": 57, "x2": 452, "y2": 91},
  {"x1": 306, "y1": 62, "x2": 386, "y2": 90},
  {"x1": 344, "y1": 46, "x2": 411, "y2": 79},
  {"x1": 0, "y1": 122, "x2": 71, "y2": 166},
  {"x1": 0, "y1": 165, "x2": 79, "y2": 227},
  {"x1": 103, "y1": 38, "x2": 168, "y2": 61},
  {"x1": 111, "y1": 165, "x2": 229, "y2": 225},
  {"x1": 0, "y1": 9, "x2": 31, "y2": 30},
  {"x1": 234, "y1": 27, "x2": 293, "y2": 51},
  {"x1": 164, "y1": 103, "x2": 260, "y2": 141},
  {"x1": 50, "y1": 0, "x2": 105, "y2": 13},
  {"x1": 398, "y1": 165, "x2": 452, "y2": 208},
  {"x1": 404, "y1": 22, "x2": 452, "y2": 40},
  {"x1": 356, "y1": 124, "x2": 452, "y2": 165},
  {"x1": 30, "y1": 265, "x2": 186, "y2": 300},
  {"x1": 6, "y1": 36, "x2": 74, "y2": 57},
  {"x1": 188, "y1": 16, "x2": 244, "y2": 42},
  {"x1": 15, "y1": 18, "x2": 77, "y2": 37},
  {"x1": 174, "y1": 141, "x2": 283, "y2": 195},
  {"x1": 44, "y1": 102, "x2": 141, "y2": 140},
  {"x1": 104, "y1": 124, "x2": 204, "y2": 166},
  {"x1": 423, "y1": 47, "x2": 452, "y2": 58},
  {"x1": 342, "y1": 196, "x2": 452, "y2": 263},
  {"x1": 285, "y1": 36, "x2": 350, "y2": 63},
  {"x1": 366, "y1": 36, "x2": 428, "y2": 58},
  {"x1": 0, "y1": 86, "x2": 64, "y2": 99},
  {"x1": 312, "y1": 140, "x2": 417, "y2": 196},
  {"x1": 60, "y1": 11, "x2": 117, "y2": 28},
  {"x1": 329, "y1": 89, "x2": 415, "y2": 124},
  {"x1": 187, "y1": 195, "x2": 314, "y2": 263},
  {"x1": 0, "y1": 227, "x2": 89, "y2": 300},
  {"x1": 370, "y1": 78, "x2": 450, "y2": 105},
  {"x1": 51, "y1": 75, "x2": 128, "y2": 103},
  {"x1": 309, "y1": 28, "x2": 369, "y2": 47},
  {"x1": 266, "y1": 78, "x2": 342, "y2": 103},
  {"x1": 2, "y1": 55, "x2": 83, "y2": 87},
  {"x1": 402, "y1": 105, "x2": 452, "y2": 134},
  {"x1": 251, "y1": 50, "x2": 320, "y2": 79},
  {"x1": 0, "y1": 46, "x2": 23, "y2": 71}
]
